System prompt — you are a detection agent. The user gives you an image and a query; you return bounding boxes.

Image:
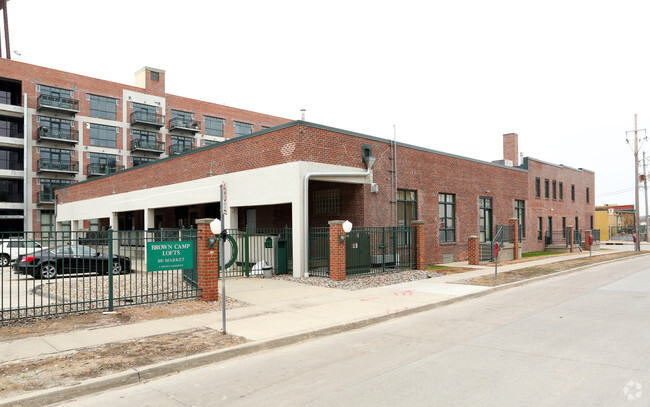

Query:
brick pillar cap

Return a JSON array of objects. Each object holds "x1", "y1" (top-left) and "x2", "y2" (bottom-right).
[
  {"x1": 195, "y1": 218, "x2": 216, "y2": 225},
  {"x1": 328, "y1": 220, "x2": 347, "y2": 226},
  {"x1": 411, "y1": 220, "x2": 425, "y2": 225},
  {"x1": 509, "y1": 218, "x2": 518, "y2": 221},
  {"x1": 468, "y1": 235, "x2": 479, "y2": 239}
]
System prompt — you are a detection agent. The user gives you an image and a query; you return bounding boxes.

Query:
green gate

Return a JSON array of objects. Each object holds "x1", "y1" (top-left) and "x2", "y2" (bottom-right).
[
  {"x1": 222, "y1": 228, "x2": 292, "y2": 277},
  {"x1": 347, "y1": 226, "x2": 414, "y2": 276}
]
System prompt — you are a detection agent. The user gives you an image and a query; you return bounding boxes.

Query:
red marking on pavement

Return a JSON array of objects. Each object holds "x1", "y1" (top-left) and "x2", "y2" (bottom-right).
[
  {"x1": 360, "y1": 298, "x2": 377, "y2": 302},
  {"x1": 393, "y1": 290, "x2": 414, "y2": 296}
]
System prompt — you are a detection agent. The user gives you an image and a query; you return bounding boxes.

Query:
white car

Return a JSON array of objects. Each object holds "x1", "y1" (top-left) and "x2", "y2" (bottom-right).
[{"x1": 1, "y1": 240, "x2": 45, "y2": 267}]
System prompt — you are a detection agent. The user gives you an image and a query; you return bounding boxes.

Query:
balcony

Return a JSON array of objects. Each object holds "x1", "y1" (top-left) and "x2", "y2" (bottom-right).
[
  {"x1": 38, "y1": 191, "x2": 56, "y2": 204},
  {"x1": 130, "y1": 111, "x2": 165, "y2": 128},
  {"x1": 169, "y1": 117, "x2": 201, "y2": 133},
  {"x1": 131, "y1": 139, "x2": 165, "y2": 154},
  {"x1": 37, "y1": 94, "x2": 79, "y2": 114},
  {"x1": 87, "y1": 163, "x2": 125, "y2": 177},
  {"x1": 37, "y1": 159, "x2": 79, "y2": 174},
  {"x1": 169, "y1": 144, "x2": 195, "y2": 155},
  {"x1": 37, "y1": 126, "x2": 79, "y2": 144}
]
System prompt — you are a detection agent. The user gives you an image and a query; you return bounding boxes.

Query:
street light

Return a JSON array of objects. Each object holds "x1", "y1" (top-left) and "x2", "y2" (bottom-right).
[{"x1": 339, "y1": 220, "x2": 353, "y2": 243}]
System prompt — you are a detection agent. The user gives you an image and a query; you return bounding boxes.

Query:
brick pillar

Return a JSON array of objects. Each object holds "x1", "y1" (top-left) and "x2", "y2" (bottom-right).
[
  {"x1": 468, "y1": 236, "x2": 479, "y2": 265},
  {"x1": 567, "y1": 226, "x2": 574, "y2": 253},
  {"x1": 411, "y1": 220, "x2": 426, "y2": 270},
  {"x1": 196, "y1": 218, "x2": 219, "y2": 301},
  {"x1": 584, "y1": 230, "x2": 592, "y2": 251},
  {"x1": 329, "y1": 220, "x2": 347, "y2": 281},
  {"x1": 508, "y1": 218, "x2": 519, "y2": 260}
]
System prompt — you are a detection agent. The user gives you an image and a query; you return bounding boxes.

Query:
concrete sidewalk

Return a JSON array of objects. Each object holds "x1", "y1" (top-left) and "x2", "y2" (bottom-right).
[{"x1": 2, "y1": 243, "x2": 648, "y2": 406}]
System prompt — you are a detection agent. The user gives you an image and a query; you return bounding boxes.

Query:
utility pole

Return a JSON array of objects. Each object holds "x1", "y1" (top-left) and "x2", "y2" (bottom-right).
[
  {"x1": 643, "y1": 151, "x2": 650, "y2": 242},
  {"x1": 627, "y1": 114, "x2": 644, "y2": 251}
]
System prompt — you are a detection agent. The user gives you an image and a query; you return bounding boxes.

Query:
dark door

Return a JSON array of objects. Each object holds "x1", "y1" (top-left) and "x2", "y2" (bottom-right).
[{"x1": 548, "y1": 217, "x2": 553, "y2": 243}]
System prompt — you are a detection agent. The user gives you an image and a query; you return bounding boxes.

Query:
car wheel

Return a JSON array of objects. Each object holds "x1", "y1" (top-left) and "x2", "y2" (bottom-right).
[
  {"x1": 111, "y1": 261, "x2": 122, "y2": 275},
  {"x1": 0, "y1": 254, "x2": 9, "y2": 267},
  {"x1": 39, "y1": 263, "x2": 57, "y2": 279}
]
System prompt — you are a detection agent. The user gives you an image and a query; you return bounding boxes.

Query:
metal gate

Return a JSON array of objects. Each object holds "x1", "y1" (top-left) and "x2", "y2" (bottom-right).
[{"x1": 222, "y1": 228, "x2": 292, "y2": 277}]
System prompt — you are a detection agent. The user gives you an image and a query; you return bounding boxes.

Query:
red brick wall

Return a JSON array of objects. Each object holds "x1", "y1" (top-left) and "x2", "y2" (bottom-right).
[{"x1": 503, "y1": 133, "x2": 519, "y2": 166}]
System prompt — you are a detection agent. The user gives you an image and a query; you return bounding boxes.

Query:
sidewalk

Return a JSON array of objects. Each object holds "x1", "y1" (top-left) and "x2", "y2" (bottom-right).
[{"x1": 2, "y1": 244, "x2": 647, "y2": 406}]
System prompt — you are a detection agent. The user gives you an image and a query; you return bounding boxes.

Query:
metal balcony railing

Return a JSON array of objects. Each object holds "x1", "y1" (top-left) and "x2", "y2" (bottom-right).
[
  {"x1": 169, "y1": 144, "x2": 195, "y2": 155},
  {"x1": 169, "y1": 118, "x2": 201, "y2": 133},
  {"x1": 87, "y1": 163, "x2": 125, "y2": 176},
  {"x1": 130, "y1": 111, "x2": 164, "y2": 127},
  {"x1": 37, "y1": 159, "x2": 79, "y2": 173},
  {"x1": 37, "y1": 126, "x2": 79, "y2": 143},
  {"x1": 131, "y1": 139, "x2": 165, "y2": 153},
  {"x1": 38, "y1": 191, "x2": 56, "y2": 203},
  {"x1": 37, "y1": 94, "x2": 79, "y2": 113}
]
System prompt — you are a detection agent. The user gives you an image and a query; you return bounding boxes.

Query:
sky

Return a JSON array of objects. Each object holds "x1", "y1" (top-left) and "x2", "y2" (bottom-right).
[{"x1": 5, "y1": 0, "x2": 650, "y2": 210}]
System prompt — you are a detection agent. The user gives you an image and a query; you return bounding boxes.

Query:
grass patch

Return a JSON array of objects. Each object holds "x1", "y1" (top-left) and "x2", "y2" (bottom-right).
[
  {"x1": 522, "y1": 251, "x2": 563, "y2": 258},
  {"x1": 425, "y1": 265, "x2": 476, "y2": 274},
  {"x1": 457, "y1": 251, "x2": 647, "y2": 286}
]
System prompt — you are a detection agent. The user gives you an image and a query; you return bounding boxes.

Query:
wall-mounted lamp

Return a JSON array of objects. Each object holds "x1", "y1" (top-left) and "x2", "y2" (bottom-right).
[
  {"x1": 339, "y1": 220, "x2": 353, "y2": 243},
  {"x1": 208, "y1": 218, "x2": 222, "y2": 248},
  {"x1": 207, "y1": 236, "x2": 217, "y2": 248}
]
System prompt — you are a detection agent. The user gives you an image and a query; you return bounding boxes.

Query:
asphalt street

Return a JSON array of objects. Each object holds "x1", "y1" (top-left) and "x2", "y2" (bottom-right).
[{"x1": 50, "y1": 254, "x2": 650, "y2": 406}]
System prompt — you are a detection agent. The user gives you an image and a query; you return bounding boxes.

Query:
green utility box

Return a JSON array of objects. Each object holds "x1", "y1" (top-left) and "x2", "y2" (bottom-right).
[
  {"x1": 346, "y1": 231, "x2": 371, "y2": 275},
  {"x1": 276, "y1": 238, "x2": 288, "y2": 274}
]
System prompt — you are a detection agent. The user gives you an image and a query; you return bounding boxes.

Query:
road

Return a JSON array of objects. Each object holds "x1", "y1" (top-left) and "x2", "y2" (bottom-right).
[{"x1": 53, "y1": 254, "x2": 650, "y2": 406}]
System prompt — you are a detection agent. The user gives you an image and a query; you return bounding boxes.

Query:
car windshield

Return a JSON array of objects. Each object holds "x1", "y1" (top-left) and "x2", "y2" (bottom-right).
[{"x1": 70, "y1": 246, "x2": 99, "y2": 257}]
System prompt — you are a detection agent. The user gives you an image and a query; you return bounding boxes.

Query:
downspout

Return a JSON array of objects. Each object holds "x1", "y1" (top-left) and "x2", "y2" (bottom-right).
[
  {"x1": 23, "y1": 93, "x2": 28, "y2": 232},
  {"x1": 302, "y1": 157, "x2": 376, "y2": 277}
]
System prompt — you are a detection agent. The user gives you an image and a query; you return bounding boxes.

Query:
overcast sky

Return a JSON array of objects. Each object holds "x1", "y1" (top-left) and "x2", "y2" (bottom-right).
[{"x1": 6, "y1": 0, "x2": 650, "y2": 209}]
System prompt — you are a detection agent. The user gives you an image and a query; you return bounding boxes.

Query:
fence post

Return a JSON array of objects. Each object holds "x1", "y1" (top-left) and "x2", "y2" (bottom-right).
[
  {"x1": 584, "y1": 230, "x2": 592, "y2": 251},
  {"x1": 567, "y1": 226, "x2": 574, "y2": 253},
  {"x1": 468, "y1": 236, "x2": 479, "y2": 265},
  {"x1": 329, "y1": 220, "x2": 347, "y2": 281},
  {"x1": 107, "y1": 228, "x2": 114, "y2": 311},
  {"x1": 196, "y1": 219, "x2": 220, "y2": 301},
  {"x1": 509, "y1": 218, "x2": 519, "y2": 260},
  {"x1": 411, "y1": 221, "x2": 426, "y2": 269}
]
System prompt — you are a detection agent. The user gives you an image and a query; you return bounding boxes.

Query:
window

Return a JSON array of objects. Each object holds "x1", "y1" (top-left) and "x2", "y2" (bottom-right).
[
  {"x1": 171, "y1": 110, "x2": 193, "y2": 127},
  {"x1": 88, "y1": 153, "x2": 118, "y2": 175},
  {"x1": 515, "y1": 200, "x2": 525, "y2": 238},
  {"x1": 40, "y1": 85, "x2": 72, "y2": 99},
  {"x1": 132, "y1": 103, "x2": 158, "y2": 122},
  {"x1": 90, "y1": 219, "x2": 100, "y2": 231},
  {"x1": 439, "y1": 193, "x2": 455, "y2": 243},
  {"x1": 151, "y1": 71, "x2": 159, "y2": 81},
  {"x1": 544, "y1": 179, "x2": 549, "y2": 198},
  {"x1": 586, "y1": 187, "x2": 590, "y2": 203},
  {"x1": 537, "y1": 217, "x2": 543, "y2": 240},
  {"x1": 203, "y1": 139, "x2": 219, "y2": 147},
  {"x1": 132, "y1": 156, "x2": 157, "y2": 167},
  {"x1": 479, "y1": 197, "x2": 492, "y2": 242},
  {"x1": 575, "y1": 216, "x2": 579, "y2": 231},
  {"x1": 0, "y1": 148, "x2": 23, "y2": 170},
  {"x1": 0, "y1": 117, "x2": 23, "y2": 139},
  {"x1": 89, "y1": 94, "x2": 118, "y2": 120},
  {"x1": 40, "y1": 210, "x2": 55, "y2": 234},
  {"x1": 559, "y1": 182, "x2": 564, "y2": 200},
  {"x1": 535, "y1": 178, "x2": 540, "y2": 198},
  {"x1": 40, "y1": 178, "x2": 72, "y2": 201},
  {"x1": 39, "y1": 116, "x2": 73, "y2": 140},
  {"x1": 205, "y1": 116, "x2": 224, "y2": 137},
  {"x1": 313, "y1": 188, "x2": 340, "y2": 216},
  {"x1": 562, "y1": 217, "x2": 566, "y2": 238},
  {"x1": 40, "y1": 148, "x2": 73, "y2": 170},
  {"x1": 89, "y1": 123, "x2": 117, "y2": 148},
  {"x1": 234, "y1": 121, "x2": 253, "y2": 137},
  {"x1": 552, "y1": 180, "x2": 557, "y2": 199},
  {"x1": 397, "y1": 190, "x2": 417, "y2": 227},
  {"x1": 170, "y1": 135, "x2": 193, "y2": 154},
  {"x1": 132, "y1": 129, "x2": 159, "y2": 150},
  {"x1": 0, "y1": 179, "x2": 23, "y2": 203},
  {"x1": 571, "y1": 184, "x2": 575, "y2": 201},
  {"x1": 590, "y1": 215, "x2": 593, "y2": 230}
]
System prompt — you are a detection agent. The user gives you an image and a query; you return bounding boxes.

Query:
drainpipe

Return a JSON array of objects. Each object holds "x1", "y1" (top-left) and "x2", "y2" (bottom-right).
[
  {"x1": 302, "y1": 157, "x2": 376, "y2": 277},
  {"x1": 23, "y1": 93, "x2": 28, "y2": 232}
]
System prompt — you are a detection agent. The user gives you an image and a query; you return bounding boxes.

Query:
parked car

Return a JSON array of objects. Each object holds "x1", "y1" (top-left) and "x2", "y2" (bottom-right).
[
  {"x1": 0, "y1": 240, "x2": 45, "y2": 267},
  {"x1": 15, "y1": 245, "x2": 131, "y2": 279}
]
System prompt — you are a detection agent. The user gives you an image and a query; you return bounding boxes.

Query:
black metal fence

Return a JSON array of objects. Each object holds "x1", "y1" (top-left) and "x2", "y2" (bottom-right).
[
  {"x1": 1, "y1": 229, "x2": 199, "y2": 322},
  {"x1": 308, "y1": 227, "x2": 330, "y2": 277},
  {"x1": 346, "y1": 227, "x2": 415, "y2": 276},
  {"x1": 222, "y1": 228, "x2": 292, "y2": 278}
]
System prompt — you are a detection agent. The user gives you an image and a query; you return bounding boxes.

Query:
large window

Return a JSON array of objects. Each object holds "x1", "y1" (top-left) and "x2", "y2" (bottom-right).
[
  {"x1": 439, "y1": 193, "x2": 455, "y2": 243},
  {"x1": 559, "y1": 182, "x2": 564, "y2": 200},
  {"x1": 40, "y1": 210, "x2": 55, "y2": 234},
  {"x1": 535, "y1": 178, "x2": 540, "y2": 198},
  {"x1": 0, "y1": 117, "x2": 23, "y2": 139},
  {"x1": 90, "y1": 123, "x2": 117, "y2": 148},
  {"x1": 205, "y1": 116, "x2": 225, "y2": 137},
  {"x1": 170, "y1": 135, "x2": 193, "y2": 154},
  {"x1": 0, "y1": 179, "x2": 23, "y2": 203},
  {"x1": 552, "y1": 180, "x2": 557, "y2": 199},
  {"x1": 40, "y1": 178, "x2": 72, "y2": 201},
  {"x1": 234, "y1": 121, "x2": 253, "y2": 137},
  {"x1": 40, "y1": 148, "x2": 73, "y2": 169},
  {"x1": 397, "y1": 190, "x2": 417, "y2": 227},
  {"x1": 479, "y1": 197, "x2": 492, "y2": 242},
  {"x1": 132, "y1": 156, "x2": 157, "y2": 167},
  {"x1": 39, "y1": 116, "x2": 73, "y2": 139},
  {"x1": 171, "y1": 110, "x2": 194, "y2": 127},
  {"x1": 88, "y1": 153, "x2": 118, "y2": 174},
  {"x1": 0, "y1": 148, "x2": 23, "y2": 170},
  {"x1": 515, "y1": 200, "x2": 525, "y2": 238},
  {"x1": 40, "y1": 85, "x2": 72, "y2": 99},
  {"x1": 132, "y1": 103, "x2": 158, "y2": 122},
  {"x1": 544, "y1": 179, "x2": 550, "y2": 199},
  {"x1": 537, "y1": 217, "x2": 543, "y2": 240},
  {"x1": 313, "y1": 188, "x2": 340, "y2": 216},
  {"x1": 89, "y1": 94, "x2": 118, "y2": 120}
]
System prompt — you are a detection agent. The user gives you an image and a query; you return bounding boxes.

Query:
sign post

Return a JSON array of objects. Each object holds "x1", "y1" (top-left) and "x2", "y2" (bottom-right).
[
  {"x1": 220, "y1": 182, "x2": 227, "y2": 334},
  {"x1": 494, "y1": 242, "x2": 499, "y2": 279}
]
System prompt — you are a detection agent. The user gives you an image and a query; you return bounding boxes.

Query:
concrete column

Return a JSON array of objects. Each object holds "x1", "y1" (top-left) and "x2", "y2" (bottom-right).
[
  {"x1": 468, "y1": 236, "x2": 479, "y2": 265},
  {"x1": 291, "y1": 201, "x2": 304, "y2": 278},
  {"x1": 412, "y1": 220, "x2": 426, "y2": 270},
  {"x1": 195, "y1": 218, "x2": 219, "y2": 302},
  {"x1": 329, "y1": 220, "x2": 347, "y2": 281},
  {"x1": 509, "y1": 218, "x2": 519, "y2": 260},
  {"x1": 144, "y1": 208, "x2": 155, "y2": 231},
  {"x1": 584, "y1": 230, "x2": 592, "y2": 251},
  {"x1": 567, "y1": 226, "x2": 574, "y2": 253},
  {"x1": 109, "y1": 212, "x2": 119, "y2": 230}
]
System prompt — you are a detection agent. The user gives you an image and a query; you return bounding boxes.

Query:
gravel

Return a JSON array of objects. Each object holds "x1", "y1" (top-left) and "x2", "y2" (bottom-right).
[{"x1": 274, "y1": 269, "x2": 444, "y2": 290}]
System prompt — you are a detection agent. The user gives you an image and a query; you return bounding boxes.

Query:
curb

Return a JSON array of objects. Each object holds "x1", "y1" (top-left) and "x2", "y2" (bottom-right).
[{"x1": 3, "y1": 252, "x2": 649, "y2": 407}]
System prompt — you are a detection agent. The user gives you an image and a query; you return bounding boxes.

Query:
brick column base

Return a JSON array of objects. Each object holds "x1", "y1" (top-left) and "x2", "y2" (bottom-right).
[
  {"x1": 196, "y1": 218, "x2": 219, "y2": 301},
  {"x1": 329, "y1": 220, "x2": 347, "y2": 281},
  {"x1": 468, "y1": 236, "x2": 479, "y2": 265},
  {"x1": 412, "y1": 220, "x2": 426, "y2": 270},
  {"x1": 508, "y1": 218, "x2": 519, "y2": 260}
]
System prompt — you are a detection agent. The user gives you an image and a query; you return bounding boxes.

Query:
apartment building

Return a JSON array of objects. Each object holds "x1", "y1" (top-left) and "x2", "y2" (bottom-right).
[{"x1": 0, "y1": 59, "x2": 290, "y2": 233}]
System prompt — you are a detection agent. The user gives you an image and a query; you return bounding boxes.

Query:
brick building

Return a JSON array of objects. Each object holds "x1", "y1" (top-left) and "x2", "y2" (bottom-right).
[
  {"x1": 55, "y1": 121, "x2": 595, "y2": 276},
  {"x1": 0, "y1": 59, "x2": 290, "y2": 233}
]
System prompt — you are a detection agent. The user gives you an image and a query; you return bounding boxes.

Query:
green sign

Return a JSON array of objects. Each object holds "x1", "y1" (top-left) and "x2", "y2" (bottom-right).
[{"x1": 147, "y1": 241, "x2": 194, "y2": 271}]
